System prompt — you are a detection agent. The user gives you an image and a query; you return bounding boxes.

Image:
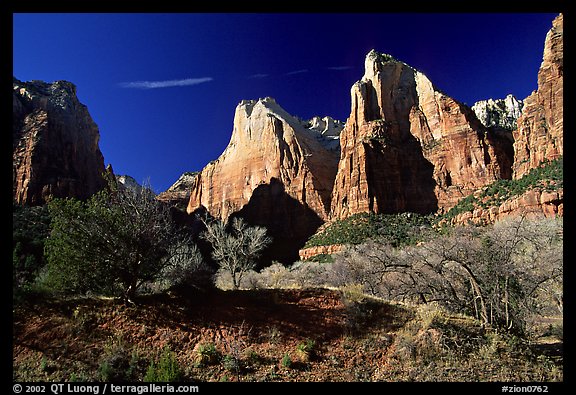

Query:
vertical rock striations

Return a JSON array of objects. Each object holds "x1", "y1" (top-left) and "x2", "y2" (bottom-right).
[
  {"x1": 513, "y1": 13, "x2": 563, "y2": 179},
  {"x1": 13, "y1": 78, "x2": 107, "y2": 205},
  {"x1": 330, "y1": 50, "x2": 513, "y2": 220}
]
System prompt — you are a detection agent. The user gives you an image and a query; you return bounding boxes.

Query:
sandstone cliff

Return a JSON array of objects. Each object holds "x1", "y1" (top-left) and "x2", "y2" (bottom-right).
[
  {"x1": 330, "y1": 50, "x2": 513, "y2": 220},
  {"x1": 13, "y1": 78, "x2": 107, "y2": 205},
  {"x1": 513, "y1": 14, "x2": 563, "y2": 179},
  {"x1": 186, "y1": 97, "x2": 343, "y2": 262}
]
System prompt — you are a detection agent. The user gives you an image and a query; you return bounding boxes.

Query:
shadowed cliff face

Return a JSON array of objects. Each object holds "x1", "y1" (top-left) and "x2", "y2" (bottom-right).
[
  {"x1": 232, "y1": 178, "x2": 323, "y2": 265},
  {"x1": 362, "y1": 136, "x2": 438, "y2": 214},
  {"x1": 13, "y1": 78, "x2": 107, "y2": 205},
  {"x1": 186, "y1": 179, "x2": 323, "y2": 265}
]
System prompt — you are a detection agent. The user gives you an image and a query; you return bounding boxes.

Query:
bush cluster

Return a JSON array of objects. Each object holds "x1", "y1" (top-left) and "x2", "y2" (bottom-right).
[
  {"x1": 304, "y1": 212, "x2": 434, "y2": 248},
  {"x1": 144, "y1": 346, "x2": 182, "y2": 382},
  {"x1": 235, "y1": 217, "x2": 562, "y2": 337},
  {"x1": 12, "y1": 204, "x2": 51, "y2": 296}
]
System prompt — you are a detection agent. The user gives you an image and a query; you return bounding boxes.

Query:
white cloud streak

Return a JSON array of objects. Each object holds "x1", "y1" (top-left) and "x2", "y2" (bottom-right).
[
  {"x1": 119, "y1": 77, "x2": 213, "y2": 89},
  {"x1": 248, "y1": 73, "x2": 270, "y2": 79},
  {"x1": 327, "y1": 66, "x2": 353, "y2": 71},
  {"x1": 285, "y1": 69, "x2": 309, "y2": 75}
]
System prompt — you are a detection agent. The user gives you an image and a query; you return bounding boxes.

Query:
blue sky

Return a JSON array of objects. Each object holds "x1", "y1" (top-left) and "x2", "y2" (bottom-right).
[{"x1": 13, "y1": 13, "x2": 558, "y2": 193}]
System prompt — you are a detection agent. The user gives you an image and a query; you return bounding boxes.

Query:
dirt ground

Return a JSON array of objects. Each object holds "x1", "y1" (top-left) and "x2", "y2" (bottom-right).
[{"x1": 12, "y1": 287, "x2": 563, "y2": 382}]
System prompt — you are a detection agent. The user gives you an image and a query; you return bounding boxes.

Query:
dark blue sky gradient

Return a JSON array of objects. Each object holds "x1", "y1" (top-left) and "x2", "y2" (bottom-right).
[{"x1": 13, "y1": 13, "x2": 558, "y2": 192}]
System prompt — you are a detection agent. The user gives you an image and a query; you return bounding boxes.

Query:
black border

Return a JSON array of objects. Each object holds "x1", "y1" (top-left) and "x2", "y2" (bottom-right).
[{"x1": 5, "y1": 0, "x2": 571, "y2": 390}]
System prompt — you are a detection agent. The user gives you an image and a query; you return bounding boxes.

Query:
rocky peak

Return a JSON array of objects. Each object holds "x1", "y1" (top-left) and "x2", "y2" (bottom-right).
[
  {"x1": 363, "y1": 50, "x2": 398, "y2": 81},
  {"x1": 165, "y1": 172, "x2": 199, "y2": 193},
  {"x1": 232, "y1": 97, "x2": 343, "y2": 148},
  {"x1": 13, "y1": 78, "x2": 107, "y2": 205},
  {"x1": 330, "y1": 49, "x2": 513, "y2": 220},
  {"x1": 472, "y1": 94, "x2": 523, "y2": 131},
  {"x1": 13, "y1": 78, "x2": 80, "y2": 114},
  {"x1": 187, "y1": 97, "x2": 341, "y2": 220},
  {"x1": 186, "y1": 97, "x2": 341, "y2": 262},
  {"x1": 306, "y1": 116, "x2": 344, "y2": 137},
  {"x1": 116, "y1": 175, "x2": 149, "y2": 194},
  {"x1": 301, "y1": 116, "x2": 344, "y2": 152}
]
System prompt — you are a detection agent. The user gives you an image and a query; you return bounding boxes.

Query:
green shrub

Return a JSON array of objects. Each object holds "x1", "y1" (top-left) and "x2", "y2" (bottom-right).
[
  {"x1": 44, "y1": 177, "x2": 198, "y2": 302},
  {"x1": 144, "y1": 346, "x2": 182, "y2": 382},
  {"x1": 194, "y1": 342, "x2": 220, "y2": 366},
  {"x1": 222, "y1": 355, "x2": 241, "y2": 373},
  {"x1": 281, "y1": 353, "x2": 292, "y2": 369},
  {"x1": 296, "y1": 339, "x2": 316, "y2": 362},
  {"x1": 244, "y1": 349, "x2": 261, "y2": 365},
  {"x1": 98, "y1": 335, "x2": 133, "y2": 381},
  {"x1": 12, "y1": 204, "x2": 51, "y2": 298},
  {"x1": 306, "y1": 254, "x2": 334, "y2": 263}
]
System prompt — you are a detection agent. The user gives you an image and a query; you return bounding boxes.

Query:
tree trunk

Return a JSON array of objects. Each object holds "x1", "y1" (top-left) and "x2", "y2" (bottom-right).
[{"x1": 124, "y1": 278, "x2": 138, "y2": 305}]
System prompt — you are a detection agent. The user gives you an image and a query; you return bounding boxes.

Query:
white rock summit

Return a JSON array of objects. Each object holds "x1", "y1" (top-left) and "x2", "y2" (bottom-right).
[{"x1": 472, "y1": 94, "x2": 524, "y2": 130}]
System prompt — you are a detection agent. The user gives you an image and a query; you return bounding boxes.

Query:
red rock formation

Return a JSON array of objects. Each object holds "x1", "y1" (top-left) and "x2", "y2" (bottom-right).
[
  {"x1": 13, "y1": 78, "x2": 107, "y2": 205},
  {"x1": 513, "y1": 14, "x2": 563, "y2": 178},
  {"x1": 186, "y1": 97, "x2": 342, "y2": 262},
  {"x1": 298, "y1": 244, "x2": 346, "y2": 261},
  {"x1": 187, "y1": 97, "x2": 340, "y2": 220},
  {"x1": 330, "y1": 51, "x2": 512, "y2": 220}
]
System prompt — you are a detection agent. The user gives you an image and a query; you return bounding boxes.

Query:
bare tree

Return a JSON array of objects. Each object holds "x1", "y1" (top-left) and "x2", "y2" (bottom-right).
[
  {"x1": 329, "y1": 216, "x2": 563, "y2": 334},
  {"x1": 200, "y1": 217, "x2": 272, "y2": 290}
]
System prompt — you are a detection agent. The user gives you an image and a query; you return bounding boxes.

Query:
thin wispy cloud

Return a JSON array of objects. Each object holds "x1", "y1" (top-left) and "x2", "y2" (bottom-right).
[
  {"x1": 248, "y1": 73, "x2": 270, "y2": 79},
  {"x1": 327, "y1": 66, "x2": 353, "y2": 71},
  {"x1": 119, "y1": 77, "x2": 213, "y2": 89},
  {"x1": 285, "y1": 69, "x2": 309, "y2": 76}
]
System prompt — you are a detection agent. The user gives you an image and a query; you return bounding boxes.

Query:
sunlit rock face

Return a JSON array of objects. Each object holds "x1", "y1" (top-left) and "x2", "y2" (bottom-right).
[
  {"x1": 186, "y1": 97, "x2": 342, "y2": 262},
  {"x1": 13, "y1": 78, "x2": 107, "y2": 205},
  {"x1": 157, "y1": 172, "x2": 198, "y2": 207}
]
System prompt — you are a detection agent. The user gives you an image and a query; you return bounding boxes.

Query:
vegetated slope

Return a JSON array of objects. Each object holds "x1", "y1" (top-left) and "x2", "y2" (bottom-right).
[
  {"x1": 444, "y1": 157, "x2": 563, "y2": 224},
  {"x1": 13, "y1": 288, "x2": 562, "y2": 382},
  {"x1": 304, "y1": 212, "x2": 434, "y2": 249}
]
